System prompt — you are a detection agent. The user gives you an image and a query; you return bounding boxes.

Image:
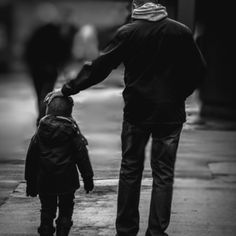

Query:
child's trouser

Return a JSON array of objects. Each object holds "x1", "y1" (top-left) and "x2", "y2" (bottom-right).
[{"x1": 38, "y1": 192, "x2": 75, "y2": 236}]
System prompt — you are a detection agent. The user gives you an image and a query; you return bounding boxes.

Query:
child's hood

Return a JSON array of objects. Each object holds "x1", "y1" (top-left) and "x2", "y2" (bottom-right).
[{"x1": 37, "y1": 115, "x2": 78, "y2": 144}]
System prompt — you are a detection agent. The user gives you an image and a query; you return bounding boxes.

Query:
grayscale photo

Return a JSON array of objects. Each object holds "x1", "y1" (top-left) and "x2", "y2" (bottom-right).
[{"x1": 0, "y1": 0, "x2": 235, "y2": 235}]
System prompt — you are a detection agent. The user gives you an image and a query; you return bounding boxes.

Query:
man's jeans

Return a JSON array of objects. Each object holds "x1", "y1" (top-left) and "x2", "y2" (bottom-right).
[{"x1": 116, "y1": 121, "x2": 183, "y2": 236}]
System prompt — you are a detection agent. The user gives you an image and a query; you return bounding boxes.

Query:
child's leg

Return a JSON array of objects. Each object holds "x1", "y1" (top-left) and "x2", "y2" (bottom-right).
[
  {"x1": 38, "y1": 194, "x2": 57, "y2": 236},
  {"x1": 56, "y1": 192, "x2": 75, "y2": 236}
]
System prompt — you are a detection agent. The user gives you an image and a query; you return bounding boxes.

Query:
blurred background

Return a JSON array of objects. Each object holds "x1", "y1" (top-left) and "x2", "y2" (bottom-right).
[{"x1": 0, "y1": 0, "x2": 236, "y2": 235}]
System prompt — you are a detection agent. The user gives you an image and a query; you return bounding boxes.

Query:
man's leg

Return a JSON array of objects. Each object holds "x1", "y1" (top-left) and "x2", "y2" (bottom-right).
[
  {"x1": 146, "y1": 124, "x2": 182, "y2": 236},
  {"x1": 116, "y1": 121, "x2": 150, "y2": 236},
  {"x1": 38, "y1": 194, "x2": 57, "y2": 236},
  {"x1": 56, "y1": 192, "x2": 75, "y2": 236}
]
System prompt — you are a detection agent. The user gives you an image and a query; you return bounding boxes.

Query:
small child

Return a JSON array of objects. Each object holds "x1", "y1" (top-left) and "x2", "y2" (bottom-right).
[{"x1": 25, "y1": 96, "x2": 94, "y2": 236}]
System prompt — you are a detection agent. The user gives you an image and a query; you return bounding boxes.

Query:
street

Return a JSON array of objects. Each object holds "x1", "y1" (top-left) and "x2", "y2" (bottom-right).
[{"x1": 0, "y1": 71, "x2": 236, "y2": 235}]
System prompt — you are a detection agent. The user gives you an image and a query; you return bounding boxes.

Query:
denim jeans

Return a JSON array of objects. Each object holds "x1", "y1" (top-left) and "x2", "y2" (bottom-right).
[{"x1": 116, "y1": 121, "x2": 182, "y2": 236}]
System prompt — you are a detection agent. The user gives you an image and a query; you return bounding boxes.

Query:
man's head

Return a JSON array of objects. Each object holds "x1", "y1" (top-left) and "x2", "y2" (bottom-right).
[
  {"x1": 46, "y1": 96, "x2": 74, "y2": 117},
  {"x1": 132, "y1": 0, "x2": 158, "y2": 9}
]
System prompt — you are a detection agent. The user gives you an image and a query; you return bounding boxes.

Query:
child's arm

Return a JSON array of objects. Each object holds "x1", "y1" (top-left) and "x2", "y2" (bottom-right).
[
  {"x1": 73, "y1": 133, "x2": 94, "y2": 193},
  {"x1": 25, "y1": 135, "x2": 39, "y2": 197}
]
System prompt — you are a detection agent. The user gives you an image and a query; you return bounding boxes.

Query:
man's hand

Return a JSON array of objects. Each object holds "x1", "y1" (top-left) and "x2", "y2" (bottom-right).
[
  {"x1": 44, "y1": 88, "x2": 64, "y2": 104},
  {"x1": 83, "y1": 178, "x2": 94, "y2": 194}
]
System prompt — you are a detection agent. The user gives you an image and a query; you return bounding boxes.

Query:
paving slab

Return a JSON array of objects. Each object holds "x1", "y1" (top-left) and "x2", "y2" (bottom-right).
[
  {"x1": 0, "y1": 178, "x2": 236, "y2": 236},
  {"x1": 209, "y1": 162, "x2": 236, "y2": 175}
]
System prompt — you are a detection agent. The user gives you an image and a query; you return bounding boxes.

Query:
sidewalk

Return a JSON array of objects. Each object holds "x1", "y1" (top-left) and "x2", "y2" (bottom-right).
[
  {"x1": 0, "y1": 175, "x2": 236, "y2": 236},
  {"x1": 0, "y1": 73, "x2": 236, "y2": 236}
]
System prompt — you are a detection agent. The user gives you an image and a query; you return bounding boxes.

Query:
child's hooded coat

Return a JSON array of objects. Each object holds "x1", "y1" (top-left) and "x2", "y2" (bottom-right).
[{"x1": 25, "y1": 115, "x2": 93, "y2": 195}]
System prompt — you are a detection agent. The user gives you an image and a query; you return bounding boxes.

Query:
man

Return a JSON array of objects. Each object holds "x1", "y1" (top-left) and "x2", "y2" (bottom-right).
[
  {"x1": 47, "y1": 0, "x2": 206, "y2": 235},
  {"x1": 24, "y1": 3, "x2": 77, "y2": 125}
]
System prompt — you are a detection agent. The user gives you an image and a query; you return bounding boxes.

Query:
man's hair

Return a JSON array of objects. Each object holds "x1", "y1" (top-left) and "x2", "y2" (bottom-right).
[
  {"x1": 132, "y1": 0, "x2": 158, "y2": 8},
  {"x1": 46, "y1": 96, "x2": 74, "y2": 116}
]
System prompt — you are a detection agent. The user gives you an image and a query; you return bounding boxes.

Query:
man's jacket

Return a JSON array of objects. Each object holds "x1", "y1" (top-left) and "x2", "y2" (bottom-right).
[
  {"x1": 62, "y1": 18, "x2": 206, "y2": 124},
  {"x1": 25, "y1": 115, "x2": 93, "y2": 195}
]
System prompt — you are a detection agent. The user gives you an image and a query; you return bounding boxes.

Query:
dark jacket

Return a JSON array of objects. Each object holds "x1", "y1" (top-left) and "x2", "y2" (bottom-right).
[
  {"x1": 25, "y1": 115, "x2": 93, "y2": 195},
  {"x1": 24, "y1": 23, "x2": 77, "y2": 70},
  {"x1": 62, "y1": 18, "x2": 206, "y2": 124}
]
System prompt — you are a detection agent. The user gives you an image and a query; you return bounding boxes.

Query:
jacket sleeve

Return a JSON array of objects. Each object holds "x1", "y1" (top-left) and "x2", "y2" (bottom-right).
[
  {"x1": 61, "y1": 26, "x2": 128, "y2": 96},
  {"x1": 72, "y1": 133, "x2": 94, "y2": 180},
  {"x1": 25, "y1": 135, "x2": 39, "y2": 184},
  {"x1": 179, "y1": 30, "x2": 207, "y2": 99}
]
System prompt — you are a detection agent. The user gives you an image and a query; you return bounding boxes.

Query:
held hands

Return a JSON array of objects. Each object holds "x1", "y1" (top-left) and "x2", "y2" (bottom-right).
[
  {"x1": 83, "y1": 178, "x2": 94, "y2": 194},
  {"x1": 44, "y1": 88, "x2": 64, "y2": 104}
]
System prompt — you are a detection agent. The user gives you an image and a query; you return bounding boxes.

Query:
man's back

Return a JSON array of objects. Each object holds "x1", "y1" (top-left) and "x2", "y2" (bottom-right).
[
  {"x1": 122, "y1": 18, "x2": 205, "y2": 103},
  {"x1": 118, "y1": 18, "x2": 205, "y2": 123}
]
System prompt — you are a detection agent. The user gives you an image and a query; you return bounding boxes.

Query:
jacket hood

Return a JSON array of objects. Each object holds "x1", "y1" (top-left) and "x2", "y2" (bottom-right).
[
  {"x1": 132, "y1": 2, "x2": 168, "y2": 22},
  {"x1": 37, "y1": 115, "x2": 78, "y2": 145}
]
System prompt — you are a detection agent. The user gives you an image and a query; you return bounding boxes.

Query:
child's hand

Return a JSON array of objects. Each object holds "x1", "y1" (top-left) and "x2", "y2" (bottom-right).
[{"x1": 83, "y1": 179, "x2": 94, "y2": 193}]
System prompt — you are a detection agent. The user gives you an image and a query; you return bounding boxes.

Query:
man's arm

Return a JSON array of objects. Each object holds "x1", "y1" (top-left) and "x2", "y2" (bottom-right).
[{"x1": 54, "y1": 27, "x2": 128, "y2": 100}]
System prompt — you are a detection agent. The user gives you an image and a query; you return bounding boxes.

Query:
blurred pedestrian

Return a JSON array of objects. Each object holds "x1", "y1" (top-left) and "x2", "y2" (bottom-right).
[
  {"x1": 46, "y1": 0, "x2": 206, "y2": 235},
  {"x1": 72, "y1": 24, "x2": 99, "y2": 62},
  {"x1": 25, "y1": 96, "x2": 94, "y2": 236},
  {"x1": 24, "y1": 2, "x2": 77, "y2": 125}
]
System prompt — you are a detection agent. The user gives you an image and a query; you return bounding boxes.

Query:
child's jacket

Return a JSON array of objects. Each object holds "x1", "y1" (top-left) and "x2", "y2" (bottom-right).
[{"x1": 25, "y1": 115, "x2": 93, "y2": 195}]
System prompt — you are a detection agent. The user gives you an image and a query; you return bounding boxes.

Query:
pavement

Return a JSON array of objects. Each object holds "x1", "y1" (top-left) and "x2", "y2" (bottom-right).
[{"x1": 0, "y1": 71, "x2": 236, "y2": 236}]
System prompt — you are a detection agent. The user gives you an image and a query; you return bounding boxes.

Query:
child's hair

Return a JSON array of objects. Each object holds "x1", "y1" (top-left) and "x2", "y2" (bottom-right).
[{"x1": 46, "y1": 96, "x2": 74, "y2": 117}]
